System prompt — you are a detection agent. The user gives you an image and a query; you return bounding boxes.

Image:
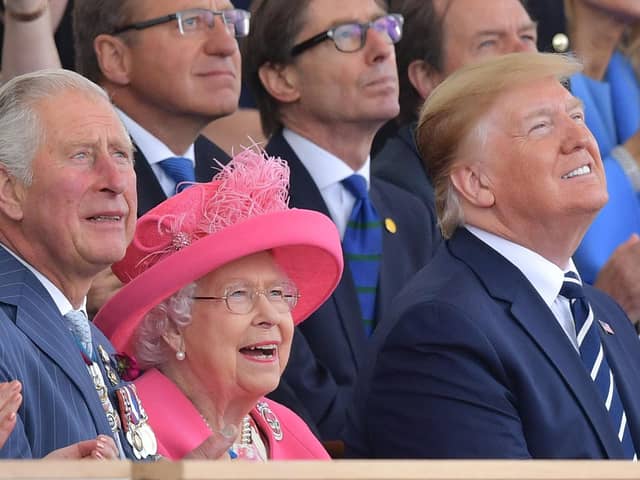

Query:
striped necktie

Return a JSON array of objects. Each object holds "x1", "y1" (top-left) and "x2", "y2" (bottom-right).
[
  {"x1": 158, "y1": 156, "x2": 195, "y2": 194},
  {"x1": 560, "y1": 271, "x2": 637, "y2": 459},
  {"x1": 341, "y1": 174, "x2": 382, "y2": 336},
  {"x1": 64, "y1": 309, "x2": 93, "y2": 360}
]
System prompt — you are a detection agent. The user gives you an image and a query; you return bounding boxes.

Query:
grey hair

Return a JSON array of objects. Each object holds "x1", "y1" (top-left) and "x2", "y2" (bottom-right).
[
  {"x1": 0, "y1": 68, "x2": 111, "y2": 185},
  {"x1": 134, "y1": 283, "x2": 197, "y2": 368}
]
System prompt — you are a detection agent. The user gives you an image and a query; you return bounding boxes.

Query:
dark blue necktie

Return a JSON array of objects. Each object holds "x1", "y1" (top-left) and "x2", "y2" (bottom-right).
[
  {"x1": 158, "y1": 156, "x2": 195, "y2": 194},
  {"x1": 560, "y1": 272, "x2": 637, "y2": 459},
  {"x1": 341, "y1": 174, "x2": 382, "y2": 336}
]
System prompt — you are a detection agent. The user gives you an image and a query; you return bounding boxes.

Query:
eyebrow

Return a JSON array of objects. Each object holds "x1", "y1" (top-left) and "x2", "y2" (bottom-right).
[
  {"x1": 322, "y1": 10, "x2": 387, "y2": 30},
  {"x1": 521, "y1": 97, "x2": 585, "y2": 122},
  {"x1": 473, "y1": 21, "x2": 538, "y2": 38},
  {"x1": 64, "y1": 138, "x2": 133, "y2": 152},
  {"x1": 566, "y1": 97, "x2": 584, "y2": 112}
]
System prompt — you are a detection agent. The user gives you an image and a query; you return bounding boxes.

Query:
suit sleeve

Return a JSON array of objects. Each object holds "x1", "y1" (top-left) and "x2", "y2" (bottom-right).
[
  {"x1": 0, "y1": 414, "x2": 32, "y2": 458},
  {"x1": 364, "y1": 301, "x2": 531, "y2": 458},
  {"x1": 269, "y1": 329, "x2": 352, "y2": 440}
]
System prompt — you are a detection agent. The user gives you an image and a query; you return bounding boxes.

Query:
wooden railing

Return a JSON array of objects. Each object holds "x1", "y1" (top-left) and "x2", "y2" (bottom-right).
[{"x1": 0, "y1": 460, "x2": 639, "y2": 480}]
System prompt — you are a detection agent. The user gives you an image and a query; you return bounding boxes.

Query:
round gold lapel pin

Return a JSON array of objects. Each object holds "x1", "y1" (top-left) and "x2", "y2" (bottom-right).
[{"x1": 384, "y1": 218, "x2": 397, "y2": 234}]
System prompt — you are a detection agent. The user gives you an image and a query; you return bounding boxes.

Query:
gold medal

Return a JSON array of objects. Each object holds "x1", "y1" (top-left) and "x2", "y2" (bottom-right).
[
  {"x1": 106, "y1": 367, "x2": 119, "y2": 386},
  {"x1": 98, "y1": 344, "x2": 111, "y2": 364}
]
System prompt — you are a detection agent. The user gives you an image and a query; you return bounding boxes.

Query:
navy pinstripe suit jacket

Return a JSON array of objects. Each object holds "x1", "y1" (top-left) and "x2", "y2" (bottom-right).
[{"x1": 0, "y1": 248, "x2": 136, "y2": 458}]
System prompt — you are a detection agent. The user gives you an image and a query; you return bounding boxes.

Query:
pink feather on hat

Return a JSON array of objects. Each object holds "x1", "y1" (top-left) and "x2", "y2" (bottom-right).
[{"x1": 95, "y1": 146, "x2": 344, "y2": 356}]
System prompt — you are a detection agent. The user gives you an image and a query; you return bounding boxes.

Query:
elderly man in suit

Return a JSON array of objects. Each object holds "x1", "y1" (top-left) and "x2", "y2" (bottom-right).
[
  {"x1": 242, "y1": 0, "x2": 440, "y2": 442},
  {"x1": 347, "y1": 52, "x2": 640, "y2": 458},
  {"x1": 0, "y1": 69, "x2": 155, "y2": 459}
]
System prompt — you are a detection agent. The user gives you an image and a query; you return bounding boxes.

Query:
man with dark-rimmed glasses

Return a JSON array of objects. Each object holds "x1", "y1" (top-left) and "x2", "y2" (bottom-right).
[
  {"x1": 73, "y1": 0, "x2": 250, "y2": 315},
  {"x1": 243, "y1": 0, "x2": 440, "y2": 445}
]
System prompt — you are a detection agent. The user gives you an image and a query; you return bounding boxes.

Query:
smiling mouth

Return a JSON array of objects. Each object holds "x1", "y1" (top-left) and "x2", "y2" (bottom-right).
[
  {"x1": 88, "y1": 215, "x2": 123, "y2": 222},
  {"x1": 561, "y1": 165, "x2": 591, "y2": 179},
  {"x1": 240, "y1": 344, "x2": 278, "y2": 360}
]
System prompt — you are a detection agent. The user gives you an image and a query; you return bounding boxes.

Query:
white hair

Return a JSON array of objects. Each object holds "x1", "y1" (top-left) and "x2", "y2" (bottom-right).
[{"x1": 0, "y1": 68, "x2": 112, "y2": 184}]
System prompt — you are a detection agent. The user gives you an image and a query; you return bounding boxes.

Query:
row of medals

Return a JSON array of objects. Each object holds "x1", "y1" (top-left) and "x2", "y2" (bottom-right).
[{"x1": 88, "y1": 345, "x2": 158, "y2": 460}]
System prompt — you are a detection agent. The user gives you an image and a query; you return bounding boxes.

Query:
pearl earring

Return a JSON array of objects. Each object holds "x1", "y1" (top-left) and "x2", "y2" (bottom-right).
[{"x1": 175, "y1": 336, "x2": 185, "y2": 361}]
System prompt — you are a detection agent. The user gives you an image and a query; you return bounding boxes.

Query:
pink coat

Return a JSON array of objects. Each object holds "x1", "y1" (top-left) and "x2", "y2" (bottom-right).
[{"x1": 135, "y1": 369, "x2": 329, "y2": 460}]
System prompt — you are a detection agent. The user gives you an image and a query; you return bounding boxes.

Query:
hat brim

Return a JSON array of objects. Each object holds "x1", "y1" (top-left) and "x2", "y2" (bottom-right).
[{"x1": 94, "y1": 209, "x2": 343, "y2": 355}]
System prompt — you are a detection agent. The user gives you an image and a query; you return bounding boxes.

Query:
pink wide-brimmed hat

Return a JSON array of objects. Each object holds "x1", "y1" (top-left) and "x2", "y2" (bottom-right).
[{"x1": 94, "y1": 148, "x2": 343, "y2": 356}]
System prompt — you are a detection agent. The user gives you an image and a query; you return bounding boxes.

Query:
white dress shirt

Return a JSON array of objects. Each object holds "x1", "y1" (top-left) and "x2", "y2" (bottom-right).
[
  {"x1": 117, "y1": 108, "x2": 195, "y2": 197},
  {"x1": 466, "y1": 226, "x2": 581, "y2": 351},
  {"x1": 283, "y1": 128, "x2": 371, "y2": 238}
]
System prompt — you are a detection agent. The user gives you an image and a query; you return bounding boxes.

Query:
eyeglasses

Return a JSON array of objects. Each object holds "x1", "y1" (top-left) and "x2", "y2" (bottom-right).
[
  {"x1": 112, "y1": 8, "x2": 251, "y2": 38},
  {"x1": 290, "y1": 13, "x2": 404, "y2": 57},
  {"x1": 191, "y1": 281, "x2": 300, "y2": 315}
]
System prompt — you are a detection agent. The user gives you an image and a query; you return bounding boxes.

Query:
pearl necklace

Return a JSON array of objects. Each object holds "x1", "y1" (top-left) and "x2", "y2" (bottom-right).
[
  {"x1": 200, "y1": 414, "x2": 252, "y2": 445},
  {"x1": 240, "y1": 415, "x2": 252, "y2": 445}
]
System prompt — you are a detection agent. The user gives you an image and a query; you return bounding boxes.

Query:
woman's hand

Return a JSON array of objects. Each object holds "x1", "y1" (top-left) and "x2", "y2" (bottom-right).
[
  {"x1": 185, "y1": 424, "x2": 238, "y2": 460},
  {"x1": 44, "y1": 435, "x2": 119, "y2": 460}
]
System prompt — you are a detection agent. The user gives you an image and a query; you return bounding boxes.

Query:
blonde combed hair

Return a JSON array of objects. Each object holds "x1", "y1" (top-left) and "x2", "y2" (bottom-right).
[{"x1": 416, "y1": 52, "x2": 583, "y2": 238}]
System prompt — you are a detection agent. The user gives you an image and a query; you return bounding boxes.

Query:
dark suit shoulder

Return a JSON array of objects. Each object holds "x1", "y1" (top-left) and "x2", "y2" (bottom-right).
[
  {"x1": 371, "y1": 176, "x2": 441, "y2": 256},
  {"x1": 194, "y1": 135, "x2": 231, "y2": 182},
  {"x1": 372, "y1": 124, "x2": 435, "y2": 209}
]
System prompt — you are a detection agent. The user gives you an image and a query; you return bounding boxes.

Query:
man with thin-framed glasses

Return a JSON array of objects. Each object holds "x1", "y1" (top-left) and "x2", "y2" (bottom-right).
[
  {"x1": 243, "y1": 0, "x2": 440, "y2": 445},
  {"x1": 73, "y1": 0, "x2": 250, "y2": 315},
  {"x1": 73, "y1": 0, "x2": 249, "y2": 217}
]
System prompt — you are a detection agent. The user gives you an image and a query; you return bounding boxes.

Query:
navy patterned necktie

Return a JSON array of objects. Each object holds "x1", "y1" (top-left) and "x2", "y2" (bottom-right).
[
  {"x1": 158, "y1": 156, "x2": 195, "y2": 194},
  {"x1": 560, "y1": 272, "x2": 637, "y2": 459},
  {"x1": 64, "y1": 309, "x2": 93, "y2": 360},
  {"x1": 341, "y1": 174, "x2": 382, "y2": 336}
]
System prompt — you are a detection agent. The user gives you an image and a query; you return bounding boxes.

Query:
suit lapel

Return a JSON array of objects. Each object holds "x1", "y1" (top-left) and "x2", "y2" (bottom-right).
[
  {"x1": 134, "y1": 149, "x2": 167, "y2": 217},
  {"x1": 369, "y1": 182, "x2": 402, "y2": 332},
  {"x1": 0, "y1": 251, "x2": 113, "y2": 436},
  {"x1": 266, "y1": 132, "x2": 367, "y2": 362},
  {"x1": 449, "y1": 229, "x2": 623, "y2": 457},
  {"x1": 397, "y1": 123, "x2": 420, "y2": 158},
  {"x1": 194, "y1": 135, "x2": 231, "y2": 182}
]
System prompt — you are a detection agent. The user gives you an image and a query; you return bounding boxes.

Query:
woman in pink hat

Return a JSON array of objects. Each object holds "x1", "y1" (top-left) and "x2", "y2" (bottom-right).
[{"x1": 94, "y1": 148, "x2": 343, "y2": 460}]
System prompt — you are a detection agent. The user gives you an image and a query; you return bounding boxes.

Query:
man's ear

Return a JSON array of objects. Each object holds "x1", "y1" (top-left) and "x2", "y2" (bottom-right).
[
  {"x1": 0, "y1": 168, "x2": 26, "y2": 221},
  {"x1": 94, "y1": 33, "x2": 132, "y2": 86},
  {"x1": 407, "y1": 59, "x2": 442, "y2": 100},
  {"x1": 450, "y1": 163, "x2": 495, "y2": 208},
  {"x1": 258, "y1": 62, "x2": 300, "y2": 104}
]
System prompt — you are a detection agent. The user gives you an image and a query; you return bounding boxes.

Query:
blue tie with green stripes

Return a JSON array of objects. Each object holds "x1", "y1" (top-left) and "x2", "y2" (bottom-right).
[{"x1": 341, "y1": 174, "x2": 382, "y2": 336}]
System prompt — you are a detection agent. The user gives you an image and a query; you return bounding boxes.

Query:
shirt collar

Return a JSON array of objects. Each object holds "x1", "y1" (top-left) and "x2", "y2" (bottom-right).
[
  {"x1": 117, "y1": 108, "x2": 195, "y2": 166},
  {"x1": 0, "y1": 244, "x2": 87, "y2": 317},
  {"x1": 465, "y1": 225, "x2": 578, "y2": 309},
  {"x1": 282, "y1": 128, "x2": 371, "y2": 188}
]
